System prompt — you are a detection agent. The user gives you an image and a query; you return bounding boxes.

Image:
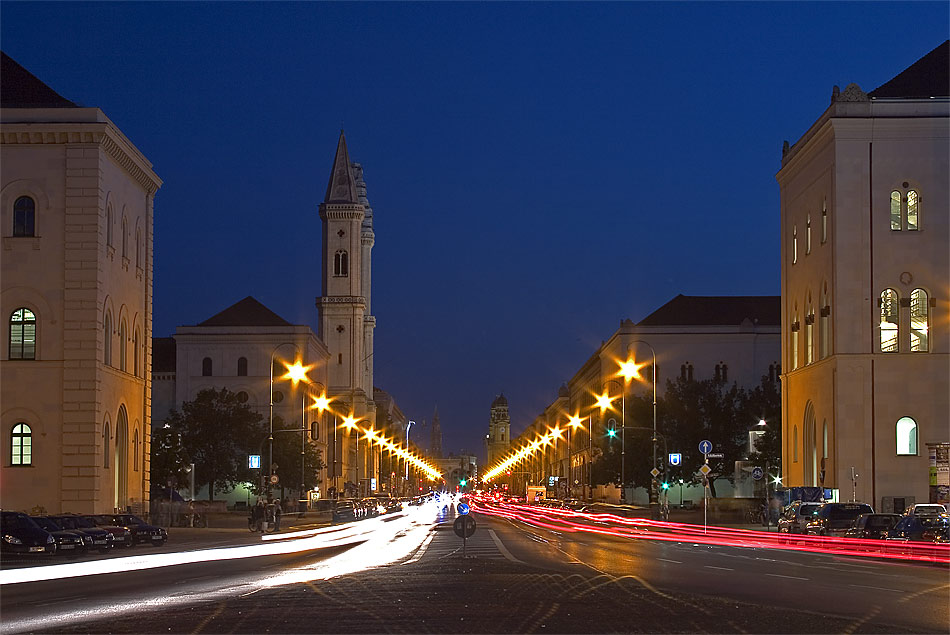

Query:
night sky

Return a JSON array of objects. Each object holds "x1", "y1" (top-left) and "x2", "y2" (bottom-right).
[{"x1": 4, "y1": 2, "x2": 948, "y2": 461}]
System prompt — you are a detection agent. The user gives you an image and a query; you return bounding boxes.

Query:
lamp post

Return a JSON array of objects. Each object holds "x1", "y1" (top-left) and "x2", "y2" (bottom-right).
[
  {"x1": 626, "y1": 340, "x2": 657, "y2": 514},
  {"x1": 599, "y1": 379, "x2": 626, "y2": 501},
  {"x1": 405, "y1": 420, "x2": 415, "y2": 494},
  {"x1": 568, "y1": 415, "x2": 582, "y2": 499},
  {"x1": 341, "y1": 416, "x2": 373, "y2": 497},
  {"x1": 269, "y1": 343, "x2": 302, "y2": 495}
]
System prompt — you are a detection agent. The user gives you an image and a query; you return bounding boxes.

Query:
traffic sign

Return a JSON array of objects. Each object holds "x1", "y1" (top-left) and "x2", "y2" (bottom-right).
[
  {"x1": 699, "y1": 464, "x2": 712, "y2": 476},
  {"x1": 248, "y1": 455, "x2": 261, "y2": 469},
  {"x1": 699, "y1": 440, "x2": 713, "y2": 454},
  {"x1": 269, "y1": 474, "x2": 279, "y2": 485},
  {"x1": 453, "y1": 515, "x2": 476, "y2": 538},
  {"x1": 650, "y1": 467, "x2": 660, "y2": 478},
  {"x1": 751, "y1": 466, "x2": 764, "y2": 480},
  {"x1": 669, "y1": 453, "x2": 682, "y2": 466},
  {"x1": 457, "y1": 502, "x2": 471, "y2": 515}
]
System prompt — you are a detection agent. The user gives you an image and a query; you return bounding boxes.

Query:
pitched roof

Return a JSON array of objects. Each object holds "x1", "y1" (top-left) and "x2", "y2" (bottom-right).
[
  {"x1": 151, "y1": 337, "x2": 177, "y2": 372},
  {"x1": 869, "y1": 40, "x2": 949, "y2": 99},
  {"x1": 323, "y1": 130, "x2": 360, "y2": 204},
  {"x1": 197, "y1": 296, "x2": 292, "y2": 327},
  {"x1": 636, "y1": 295, "x2": 780, "y2": 327},
  {"x1": 1, "y1": 51, "x2": 78, "y2": 108}
]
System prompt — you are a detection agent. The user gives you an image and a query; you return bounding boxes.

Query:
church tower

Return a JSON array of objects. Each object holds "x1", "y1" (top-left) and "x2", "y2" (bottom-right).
[
  {"x1": 317, "y1": 132, "x2": 376, "y2": 489},
  {"x1": 430, "y1": 406, "x2": 443, "y2": 459},
  {"x1": 486, "y1": 394, "x2": 510, "y2": 467}
]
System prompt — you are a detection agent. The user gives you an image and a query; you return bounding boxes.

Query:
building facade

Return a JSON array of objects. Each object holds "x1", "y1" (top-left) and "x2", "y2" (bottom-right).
[
  {"x1": 777, "y1": 41, "x2": 949, "y2": 511},
  {"x1": 485, "y1": 394, "x2": 511, "y2": 467},
  {"x1": 1, "y1": 53, "x2": 162, "y2": 514}
]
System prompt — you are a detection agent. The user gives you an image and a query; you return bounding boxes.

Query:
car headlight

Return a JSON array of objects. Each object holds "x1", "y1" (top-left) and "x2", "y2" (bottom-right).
[{"x1": 3, "y1": 534, "x2": 23, "y2": 545}]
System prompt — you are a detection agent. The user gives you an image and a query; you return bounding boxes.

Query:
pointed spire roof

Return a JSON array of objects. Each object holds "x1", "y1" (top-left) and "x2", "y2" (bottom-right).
[
  {"x1": 197, "y1": 296, "x2": 292, "y2": 327},
  {"x1": 323, "y1": 130, "x2": 360, "y2": 204}
]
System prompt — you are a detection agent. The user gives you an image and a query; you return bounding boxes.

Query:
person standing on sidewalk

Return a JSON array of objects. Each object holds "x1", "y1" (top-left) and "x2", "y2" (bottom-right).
[{"x1": 273, "y1": 499, "x2": 282, "y2": 531}]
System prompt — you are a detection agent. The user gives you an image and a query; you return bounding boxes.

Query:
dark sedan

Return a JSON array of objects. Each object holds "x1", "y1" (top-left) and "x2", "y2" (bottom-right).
[
  {"x1": 82, "y1": 515, "x2": 134, "y2": 547},
  {"x1": 332, "y1": 499, "x2": 360, "y2": 523},
  {"x1": 31, "y1": 516, "x2": 90, "y2": 555},
  {"x1": 844, "y1": 513, "x2": 900, "y2": 540},
  {"x1": 49, "y1": 514, "x2": 114, "y2": 553},
  {"x1": 1, "y1": 510, "x2": 56, "y2": 556},
  {"x1": 886, "y1": 513, "x2": 950, "y2": 543},
  {"x1": 97, "y1": 514, "x2": 167, "y2": 546},
  {"x1": 805, "y1": 503, "x2": 874, "y2": 537}
]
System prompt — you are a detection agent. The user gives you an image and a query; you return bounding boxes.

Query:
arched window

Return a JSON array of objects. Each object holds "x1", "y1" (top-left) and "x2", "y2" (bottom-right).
[
  {"x1": 11, "y1": 423, "x2": 32, "y2": 465},
  {"x1": 334, "y1": 250, "x2": 349, "y2": 276},
  {"x1": 792, "y1": 225, "x2": 798, "y2": 264},
  {"x1": 805, "y1": 295, "x2": 814, "y2": 365},
  {"x1": 9, "y1": 308, "x2": 36, "y2": 360},
  {"x1": 133, "y1": 328, "x2": 140, "y2": 376},
  {"x1": 103, "y1": 421, "x2": 111, "y2": 468},
  {"x1": 806, "y1": 213, "x2": 812, "y2": 254},
  {"x1": 118, "y1": 319, "x2": 127, "y2": 372},
  {"x1": 907, "y1": 190, "x2": 919, "y2": 231},
  {"x1": 135, "y1": 228, "x2": 142, "y2": 269},
  {"x1": 896, "y1": 417, "x2": 918, "y2": 455},
  {"x1": 106, "y1": 205, "x2": 114, "y2": 247},
  {"x1": 791, "y1": 309, "x2": 800, "y2": 370},
  {"x1": 121, "y1": 216, "x2": 128, "y2": 258},
  {"x1": 890, "y1": 190, "x2": 902, "y2": 230},
  {"x1": 13, "y1": 196, "x2": 35, "y2": 237},
  {"x1": 819, "y1": 285, "x2": 830, "y2": 360},
  {"x1": 880, "y1": 289, "x2": 899, "y2": 352},
  {"x1": 821, "y1": 197, "x2": 828, "y2": 243},
  {"x1": 202, "y1": 357, "x2": 212, "y2": 376},
  {"x1": 910, "y1": 289, "x2": 929, "y2": 352},
  {"x1": 237, "y1": 357, "x2": 248, "y2": 376},
  {"x1": 133, "y1": 428, "x2": 139, "y2": 472},
  {"x1": 103, "y1": 312, "x2": 113, "y2": 366},
  {"x1": 822, "y1": 420, "x2": 828, "y2": 458}
]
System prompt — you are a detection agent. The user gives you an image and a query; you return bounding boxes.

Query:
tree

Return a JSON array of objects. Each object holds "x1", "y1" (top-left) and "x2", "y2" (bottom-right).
[
  {"x1": 150, "y1": 423, "x2": 189, "y2": 492},
  {"x1": 743, "y1": 376, "x2": 782, "y2": 471},
  {"x1": 162, "y1": 388, "x2": 266, "y2": 501},
  {"x1": 270, "y1": 414, "x2": 325, "y2": 498}
]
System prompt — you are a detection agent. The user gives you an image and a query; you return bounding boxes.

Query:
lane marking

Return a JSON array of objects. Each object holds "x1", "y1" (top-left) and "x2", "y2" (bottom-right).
[
  {"x1": 766, "y1": 573, "x2": 809, "y2": 580},
  {"x1": 703, "y1": 565, "x2": 734, "y2": 571},
  {"x1": 489, "y1": 529, "x2": 526, "y2": 564},
  {"x1": 847, "y1": 584, "x2": 903, "y2": 593},
  {"x1": 656, "y1": 558, "x2": 682, "y2": 564}
]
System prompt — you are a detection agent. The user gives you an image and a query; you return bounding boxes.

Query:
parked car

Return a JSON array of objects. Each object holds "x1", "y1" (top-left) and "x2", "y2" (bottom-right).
[
  {"x1": 361, "y1": 498, "x2": 383, "y2": 518},
  {"x1": 31, "y1": 516, "x2": 90, "y2": 555},
  {"x1": 96, "y1": 514, "x2": 167, "y2": 546},
  {"x1": 332, "y1": 499, "x2": 360, "y2": 523},
  {"x1": 81, "y1": 515, "x2": 134, "y2": 547},
  {"x1": 563, "y1": 499, "x2": 589, "y2": 512},
  {"x1": 886, "y1": 513, "x2": 950, "y2": 543},
  {"x1": 0, "y1": 510, "x2": 56, "y2": 556},
  {"x1": 844, "y1": 513, "x2": 900, "y2": 540},
  {"x1": 901, "y1": 504, "x2": 947, "y2": 517},
  {"x1": 805, "y1": 503, "x2": 874, "y2": 537},
  {"x1": 370, "y1": 494, "x2": 401, "y2": 514},
  {"x1": 778, "y1": 501, "x2": 823, "y2": 534},
  {"x1": 49, "y1": 514, "x2": 114, "y2": 553}
]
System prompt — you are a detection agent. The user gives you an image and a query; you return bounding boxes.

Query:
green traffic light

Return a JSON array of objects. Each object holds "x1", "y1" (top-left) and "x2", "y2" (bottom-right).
[
  {"x1": 607, "y1": 429, "x2": 617, "y2": 438},
  {"x1": 460, "y1": 479, "x2": 467, "y2": 486},
  {"x1": 661, "y1": 482, "x2": 670, "y2": 490}
]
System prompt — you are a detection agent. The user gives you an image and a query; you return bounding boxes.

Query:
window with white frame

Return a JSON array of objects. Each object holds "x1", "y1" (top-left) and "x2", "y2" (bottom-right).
[
  {"x1": 11, "y1": 423, "x2": 32, "y2": 465},
  {"x1": 9, "y1": 308, "x2": 36, "y2": 360},
  {"x1": 896, "y1": 417, "x2": 917, "y2": 455}
]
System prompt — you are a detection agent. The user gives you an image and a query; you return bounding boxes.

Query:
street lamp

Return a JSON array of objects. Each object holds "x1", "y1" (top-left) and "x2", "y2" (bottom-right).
[
  {"x1": 626, "y1": 340, "x2": 657, "y2": 514},
  {"x1": 269, "y1": 343, "x2": 303, "y2": 495}
]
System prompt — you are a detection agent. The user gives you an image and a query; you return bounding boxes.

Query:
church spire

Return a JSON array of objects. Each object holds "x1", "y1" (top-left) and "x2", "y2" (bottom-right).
[{"x1": 324, "y1": 130, "x2": 359, "y2": 204}]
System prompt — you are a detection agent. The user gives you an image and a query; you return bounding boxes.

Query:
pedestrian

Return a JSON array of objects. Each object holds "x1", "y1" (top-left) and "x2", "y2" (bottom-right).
[
  {"x1": 274, "y1": 498, "x2": 282, "y2": 531},
  {"x1": 253, "y1": 499, "x2": 265, "y2": 532}
]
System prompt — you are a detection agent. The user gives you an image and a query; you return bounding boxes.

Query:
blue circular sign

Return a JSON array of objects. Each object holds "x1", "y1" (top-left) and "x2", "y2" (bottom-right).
[
  {"x1": 457, "y1": 503, "x2": 470, "y2": 515},
  {"x1": 751, "y1": 467, "x2": 764, "y2": 481},
  {"x1": 699, "y1": 440, "x2": 713, "y2": 454}
]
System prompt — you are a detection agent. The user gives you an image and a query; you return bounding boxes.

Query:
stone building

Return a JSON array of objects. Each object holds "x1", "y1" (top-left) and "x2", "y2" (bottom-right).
[
  {"x1": 485, "y1": 394, "x2": 511, "y2": 467},
  {"x1": 777, "y1": 41, "x2": 949, "y2": 510},
  {"x1": 1, "y1": 53, "x2": 162, "y2": 514}
]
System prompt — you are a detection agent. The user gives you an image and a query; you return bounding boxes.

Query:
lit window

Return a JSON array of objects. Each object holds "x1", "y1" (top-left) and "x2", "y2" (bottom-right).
[
  {"x1": 806, "y1": 214, "x2": 811, "y2": 254},
  {"x1": 237, "y1": 357, "x2": 248, "y2": 376},
  {"x1": 791, "y1": 310, "x2": 800, "y2": 370},
  {"x1": 334, "y1": 250, "x2": 349, "y2": 276},
  {"x1": 890, "y1": 190, "x2": 901, "y2": 230},
  {"x1": 202, "y1": 357, "x2": 213, "y2": 376},
  {"x1": 9, "y1": 308, "x2": 36, "y2": 360},
  {"x1": 11, "y1": 423, "x2": 32, "y2": 465},
  {"x1": 896, "y1": 417, "x2": 917, "y2": 455},
  {"x1": 880, "y1": 289, "x2": 899, "y2": 352},
  {"x1": 907, "y1": 190, "x2": 919, "y2": 231},
  {"x1": 805, "y1": 296, "x2": 814, "y2": 365},
  {"x1": 821, "y1": 198, "x2": 828, "y2": 243},
  {"x1": 819, "y1": 285, "x2": 830, "y2": 359},
  {"x1": 792, "y1": 225, "x2": 798, "y2": 264},
  {"x1": 910, "y1": 289, "x2": 929, "y2": 352},
  {"x1": 13, "y1": 196, "x2": 35, "y2": 237}
]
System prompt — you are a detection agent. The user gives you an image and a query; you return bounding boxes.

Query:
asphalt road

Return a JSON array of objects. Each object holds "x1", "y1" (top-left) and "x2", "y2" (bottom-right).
[{"x1": 1, "y1": 504, "x2": 946, "y2": 634}]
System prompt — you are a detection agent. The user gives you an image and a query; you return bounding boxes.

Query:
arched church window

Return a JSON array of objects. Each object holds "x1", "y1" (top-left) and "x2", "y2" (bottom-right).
[{"x1": 334, "y1": 250, "x2": 348, "y2": 277}]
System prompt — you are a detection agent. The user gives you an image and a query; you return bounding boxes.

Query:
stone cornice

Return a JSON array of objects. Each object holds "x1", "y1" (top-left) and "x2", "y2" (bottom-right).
[
  {"x1": 319, "y1": 202, "x2": 364, "y2": 221},
  {"x1": 317, "y1": 295, "x2": 366, "y2": 307},
  {"x1": 1, "y1": 121, "x2": 162, "y2": 194}
]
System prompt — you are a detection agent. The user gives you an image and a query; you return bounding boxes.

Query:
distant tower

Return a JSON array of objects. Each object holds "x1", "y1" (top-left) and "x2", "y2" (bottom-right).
[
  {"x1": 486, "y1": 394, "x2": 511, "y2": 467},
  {"x1": 430, "y1": 406, "x2": 443, "y2": 459}
]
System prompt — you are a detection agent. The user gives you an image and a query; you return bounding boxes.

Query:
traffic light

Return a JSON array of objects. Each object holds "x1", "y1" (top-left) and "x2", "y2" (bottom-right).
[
  {"x1": 607, "y1": 427, "x2": 617, "y2": 438},
  {"x1": 459, "y1": 478, "x2": 467, "y2": 487},
  {"x1": 661, "y1": 482, "x2": 670, "y2": 490}
]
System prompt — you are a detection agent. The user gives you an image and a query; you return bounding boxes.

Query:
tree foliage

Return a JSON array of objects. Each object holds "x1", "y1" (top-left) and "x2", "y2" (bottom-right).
[
  {"x1": 268, "y1": 415, "x2": 325, "y2": 497},
  {"x1": 160, "y1": 388, "x2": 265, "y2": 501}
]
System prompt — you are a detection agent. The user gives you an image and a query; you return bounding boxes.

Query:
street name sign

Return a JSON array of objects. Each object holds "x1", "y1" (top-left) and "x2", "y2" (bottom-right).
[{"x1": 706, "y1": 453, "x2": 724, "y2": 459}]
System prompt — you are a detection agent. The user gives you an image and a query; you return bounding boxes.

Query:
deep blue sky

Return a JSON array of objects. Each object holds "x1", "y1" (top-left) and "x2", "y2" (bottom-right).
[{"x1": 4, "y1": 2, "x2": 948, "y2": 461}]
